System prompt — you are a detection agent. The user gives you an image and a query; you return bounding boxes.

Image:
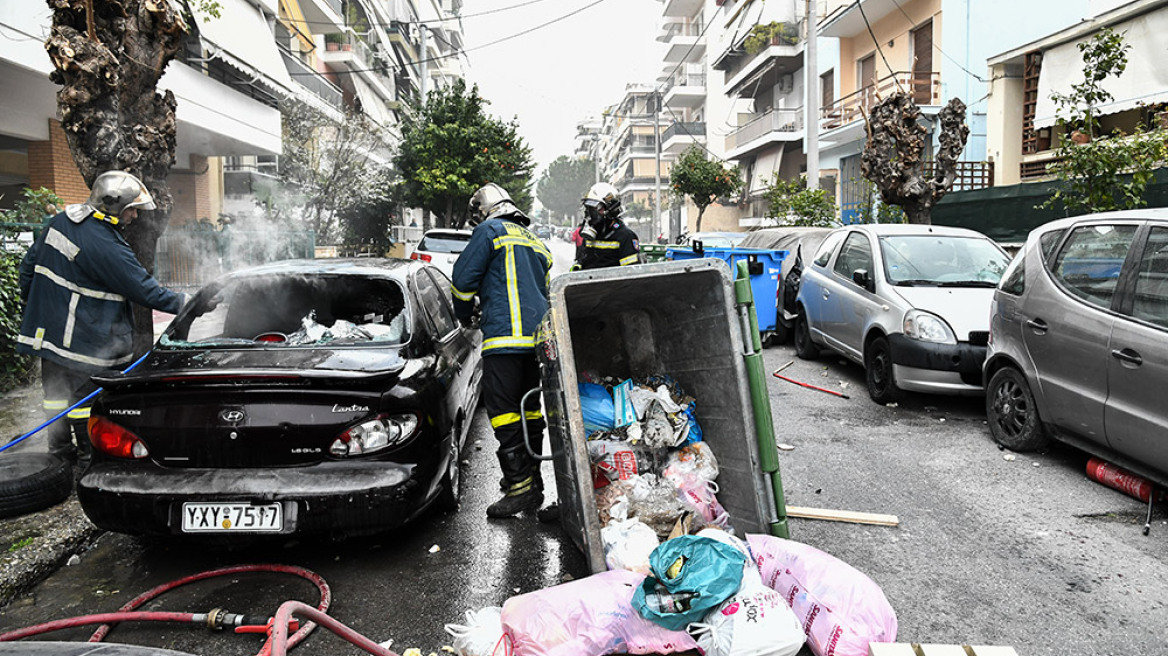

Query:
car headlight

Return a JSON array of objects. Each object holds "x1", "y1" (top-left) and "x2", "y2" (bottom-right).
[
  {"x1": 329, "y1": 413, "x2": 420, "y2": 457},
  {"x1": 903, "y1": 310, "x2": 956, "y2": 344}
]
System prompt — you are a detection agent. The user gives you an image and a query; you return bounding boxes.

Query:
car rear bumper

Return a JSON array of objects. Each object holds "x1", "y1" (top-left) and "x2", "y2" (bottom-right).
[
  {"x1": 77, "y1": 459, "x2": 436, "y2": 538},
  {"x1": 888, "y1": 334, "x2": 987, "y2": 393}
]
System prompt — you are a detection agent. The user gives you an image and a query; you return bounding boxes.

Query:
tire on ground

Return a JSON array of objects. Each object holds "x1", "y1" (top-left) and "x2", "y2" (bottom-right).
[{"x1": 0, "y1": 453, "x2": 73, "y2": 519}]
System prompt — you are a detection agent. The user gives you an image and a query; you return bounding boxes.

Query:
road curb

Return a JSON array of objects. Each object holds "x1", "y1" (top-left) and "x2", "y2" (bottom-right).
[{"x1": 0, "y1": 495, "x2": 104, "y2": 608}]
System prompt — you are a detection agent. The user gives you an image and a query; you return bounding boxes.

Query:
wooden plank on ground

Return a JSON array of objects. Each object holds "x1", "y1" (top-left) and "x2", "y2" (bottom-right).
[
  {"x1": 869, "y1": 644, "x2": 1020, "y2": 656},
  {"x1": 786, "y1": 505, "x2": 900, "y2": 527}
]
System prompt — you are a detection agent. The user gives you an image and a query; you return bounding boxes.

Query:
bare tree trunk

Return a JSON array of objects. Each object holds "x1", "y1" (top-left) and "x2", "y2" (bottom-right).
[
  {"x1": 860, "y1": 92, "x2": 969, "y2": 225},
  {"x1": 46, "y1": 0, "x2": 187, "y2": 354},
  {"x1": 694, "y1": 205, "x2": 707, "y2": 233},
  {"x1": 422, "y1": 208, "x2": 432, "y2": 232}
]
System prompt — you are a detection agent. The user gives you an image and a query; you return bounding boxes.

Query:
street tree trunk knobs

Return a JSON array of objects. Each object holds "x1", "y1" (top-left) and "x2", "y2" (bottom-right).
[
  {"x1": 45, "y1": 0, "x2": 188, "y2": 352},
  {"x1": 861, "y1": 92, "x2": 970, "y2": 225}
]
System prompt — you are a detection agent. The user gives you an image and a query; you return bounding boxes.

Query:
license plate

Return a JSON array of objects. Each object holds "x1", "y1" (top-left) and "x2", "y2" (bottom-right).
[{"x1": 181, "y1": 502, "x2": 283, "y2": 533}]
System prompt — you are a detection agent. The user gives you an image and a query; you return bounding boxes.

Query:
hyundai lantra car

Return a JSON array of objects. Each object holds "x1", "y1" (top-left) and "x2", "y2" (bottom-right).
[
  {"x1": 795, "y1": 224, "x2": 1010, "y2": 404},
  {"x1": 984, "y1": 210, "x2": 1168, "y2": 487},
  {"x1": 78, "y1": 258, "x2": 482, "y2": 538}
]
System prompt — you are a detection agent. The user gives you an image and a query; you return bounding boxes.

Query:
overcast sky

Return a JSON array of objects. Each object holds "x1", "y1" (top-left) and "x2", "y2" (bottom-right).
[{"x1": 459, "y1": 0, "x2": 663, "y2": 175}]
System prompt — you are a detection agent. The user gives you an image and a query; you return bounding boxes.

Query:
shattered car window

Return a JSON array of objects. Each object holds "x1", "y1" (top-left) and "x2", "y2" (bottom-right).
[{"x1": 159, "y1": 274, "x2": 411, "y2": 347}]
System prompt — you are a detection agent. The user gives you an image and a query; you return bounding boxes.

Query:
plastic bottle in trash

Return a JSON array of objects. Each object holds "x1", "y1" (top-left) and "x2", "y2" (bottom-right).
[{"x1": 643, "y1": 590, "x2": 697, "y2": 614}]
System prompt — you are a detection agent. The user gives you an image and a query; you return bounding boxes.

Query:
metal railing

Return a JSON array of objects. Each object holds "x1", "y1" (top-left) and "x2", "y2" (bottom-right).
[
  {"x1": 279, "y1": 46, "x2": 344, "y2": 109},
  {"x1": 725, "y1": 107, "x2": 803, "y2": 151},
  {"x1": 923, "y1": 161, "x2": 995, "y2": 191},
  {"x1": 661, "y1": 21, "x2": 704, "y2": 39},
  {"x1": 821, "y1": 72, "x2": 940, "y2": 130},
  {"x1": 662, "y1": 121, "x2": 706, "y2": 143}
]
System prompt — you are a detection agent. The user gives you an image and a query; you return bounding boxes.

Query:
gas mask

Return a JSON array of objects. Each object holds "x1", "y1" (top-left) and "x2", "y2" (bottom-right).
[{"x1": 581, "y1": 200, "x2": 609, "y2": 239}]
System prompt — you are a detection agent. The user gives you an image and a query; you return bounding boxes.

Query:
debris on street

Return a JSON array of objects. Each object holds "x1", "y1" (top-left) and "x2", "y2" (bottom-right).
[
  {"x1": 784, "y1": 506, "x2": 900, "y2": 528},
  {"x1": 773, "y1": 370, "x2": 851, "y2": 399}
]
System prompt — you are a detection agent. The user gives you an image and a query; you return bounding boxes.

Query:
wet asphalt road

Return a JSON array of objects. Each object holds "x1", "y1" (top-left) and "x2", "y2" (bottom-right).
[{"x1": 2, "y1": 245, "x2": 1167, "y2": 655}]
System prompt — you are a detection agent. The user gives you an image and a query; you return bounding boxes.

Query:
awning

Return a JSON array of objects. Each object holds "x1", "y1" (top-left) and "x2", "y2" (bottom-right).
[
  {"x1": 352, "y1": 75, "x2": 396, "y2": 129},
  {"x1": 1034, "y1": 10, "x2": 1168, "y2": 128},
  {"x1": 748, "y1": 144, "x2": 784, "y2": 195},
  {"x1": 193, "y1": 0, "x2": 294, "y2": 94}
]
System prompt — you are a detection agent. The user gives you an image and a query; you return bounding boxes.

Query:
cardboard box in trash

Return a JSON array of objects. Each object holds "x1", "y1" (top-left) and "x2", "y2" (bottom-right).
[{"x1": 537, "y1": 258, "x2": 781, "y2": 573}]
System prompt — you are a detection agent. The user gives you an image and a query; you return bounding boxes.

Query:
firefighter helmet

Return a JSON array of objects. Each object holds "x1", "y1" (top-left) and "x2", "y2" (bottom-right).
[{"x1": 86, "y1": 171, "x2": 156, "y2": 220}]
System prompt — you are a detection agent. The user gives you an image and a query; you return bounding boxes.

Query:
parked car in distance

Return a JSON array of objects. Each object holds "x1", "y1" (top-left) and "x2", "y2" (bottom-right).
[
  {"x1": 411, "y1": 229, "x2": 473, "y2": 278},
  {"x1": 984, "y1": 210, "x2": 1168, "y2": 487},
  {"x1": 795, "y1": 224, "x2": 1011, "y2": 404},
  {"x1": 78, "y1": 258, "x2": 482, "y2": 539}
]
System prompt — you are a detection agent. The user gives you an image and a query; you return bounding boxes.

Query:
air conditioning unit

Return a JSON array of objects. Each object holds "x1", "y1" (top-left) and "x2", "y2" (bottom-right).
[{"x1": 778, "y1": 74, "x2": 794, "y2": 93}]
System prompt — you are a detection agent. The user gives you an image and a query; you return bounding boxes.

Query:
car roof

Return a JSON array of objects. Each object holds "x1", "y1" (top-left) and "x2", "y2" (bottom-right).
[
  {"x1": 1026, "y1": 208, "x2": 1168, "y2": 238},
  {"x1": 837, "y1": 223, "x2": 994, "y2": 239},
  {"x1": 215, "y1": 258, "x2": 418, "y2": 283},
  {"x1": 421, "y1": 229, "x2": 473, "y2": 237}
]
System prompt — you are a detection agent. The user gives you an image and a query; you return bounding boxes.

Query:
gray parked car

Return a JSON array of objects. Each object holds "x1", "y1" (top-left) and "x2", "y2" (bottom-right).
[
  {"x1": 984, "y1": 210, "x2": 1168, "y2": 486},
  {"x1": 795, "y1": 224, "x2": 1011, "y2": 404}
]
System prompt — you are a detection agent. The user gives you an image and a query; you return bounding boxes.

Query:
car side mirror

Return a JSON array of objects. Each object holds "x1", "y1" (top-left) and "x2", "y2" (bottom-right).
[{"x1": 853, "y1": 269, "x2": 875, "y2": 292}]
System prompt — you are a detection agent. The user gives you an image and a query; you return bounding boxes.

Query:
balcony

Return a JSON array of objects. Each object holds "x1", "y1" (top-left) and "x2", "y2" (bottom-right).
[
  {"x1": 661, "y1": 0, "x2": 703, "y2": 18},
  {"x1": 725, "y1": 107, "x2": 803, "y2": 157},
  {"x1": 658, "y1": 20, "x2": 703, "y2": 42},
  {"x1": 716, "y1": 22, "x2": 802, "y2": 90},
  {"x1": 662, "y1": 73, "x2": 706, "y2": 109},
  {"x1": 279, "y1": 46, "x2": 343, "y2": 112},
  {"x1": 662, "y1": 121, "x2": 706, "y2": 155},
  {"x1": 661, "y1": 21, "x2": 705, "y2": 63},
  {"x1": 321, "y1": 31, "x2": 383, "y2": 75},
  {"x1": 296, "y1": 0, "x2": 344, "y2": 34},
  {"x1": 821, "y1": 71, "x2": 940, "y2": 131}
]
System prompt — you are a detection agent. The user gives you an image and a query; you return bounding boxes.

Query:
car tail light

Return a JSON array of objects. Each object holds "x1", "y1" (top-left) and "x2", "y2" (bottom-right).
[
  {"x1": 88, "y1": 416, "x2": 149, "y2": 459},
  {"x1": 329, "y1": 413, "x2": 420, "y2": 457},
  {"x1": 411, "y1": 252, "x2": 432, "y2": 263}
]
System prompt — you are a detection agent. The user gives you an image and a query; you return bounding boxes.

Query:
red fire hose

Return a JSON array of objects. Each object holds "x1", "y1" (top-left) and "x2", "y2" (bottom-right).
[{"x1": 0, "y1": 563, "x2": 397, "y2": 656}]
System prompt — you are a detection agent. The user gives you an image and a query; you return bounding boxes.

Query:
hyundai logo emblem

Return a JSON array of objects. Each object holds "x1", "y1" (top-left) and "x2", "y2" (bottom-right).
[{"x1": 219, "y1": 409, "x2": 245, "y2": 423}]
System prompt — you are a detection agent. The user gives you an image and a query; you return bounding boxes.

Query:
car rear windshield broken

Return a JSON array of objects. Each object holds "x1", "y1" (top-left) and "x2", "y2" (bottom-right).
[{"x1": 159, "y1": 274, "x2": 410, "y2": 348}]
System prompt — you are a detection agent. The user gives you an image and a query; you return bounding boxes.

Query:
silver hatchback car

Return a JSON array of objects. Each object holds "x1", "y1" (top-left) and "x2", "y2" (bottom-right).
[
  {"x1": 795, "y1": 224, "x2": 1011, "y2": 404},
  {"x1": 984, "y1": 210, "x2": 1168, "y2": 487}
]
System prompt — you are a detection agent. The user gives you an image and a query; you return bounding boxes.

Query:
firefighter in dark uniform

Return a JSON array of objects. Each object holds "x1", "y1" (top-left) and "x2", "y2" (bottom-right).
[
  {"x1": 17, "y1": 170, "x2": 187, "y2": 471},
  {"x1": 451, "y1": 183, "x2": 554, "y2": 518},
  {"x1": 575, "y1": 182, "x2": 640, "y2": 270}
]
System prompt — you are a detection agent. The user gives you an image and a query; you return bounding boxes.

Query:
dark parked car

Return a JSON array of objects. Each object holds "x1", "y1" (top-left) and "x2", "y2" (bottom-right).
[
  {"x1": 78, "y1": 258, "x2": 482, "y2": 538},
  {"x1": 985, "y1": 210, "x2": 1168, "y2": 487}
]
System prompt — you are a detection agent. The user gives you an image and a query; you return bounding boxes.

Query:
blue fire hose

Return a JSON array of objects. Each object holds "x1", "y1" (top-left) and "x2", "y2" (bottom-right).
[{"x1": 0, "y1": 351, "x2": 152, "y2": 455}]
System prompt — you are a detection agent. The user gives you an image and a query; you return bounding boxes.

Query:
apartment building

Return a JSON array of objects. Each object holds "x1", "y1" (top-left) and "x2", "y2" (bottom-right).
[
  {"x1": 986, "y1": 0, "x2": 1168, "y2": 186},
  {"x1": 814, "y1": 0, "x2": 1089, "y2": 222},
  {"x1": 598, "y1": 84, "x2": 671, "y2": 229}
]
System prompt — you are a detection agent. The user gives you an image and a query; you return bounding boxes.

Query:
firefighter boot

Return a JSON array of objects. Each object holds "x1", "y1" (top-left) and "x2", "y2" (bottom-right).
[{"x1": 486, "y1": 446, "x2": 543, "y2": 518}]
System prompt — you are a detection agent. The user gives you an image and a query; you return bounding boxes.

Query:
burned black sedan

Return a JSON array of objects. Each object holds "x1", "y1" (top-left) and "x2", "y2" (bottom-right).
[{"x1": 77, "y1": 258, "x2": 482, "y2": 538}]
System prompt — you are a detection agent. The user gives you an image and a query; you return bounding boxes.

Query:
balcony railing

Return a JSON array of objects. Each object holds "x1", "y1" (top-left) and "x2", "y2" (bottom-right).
[
  {"x1": 324, "y1": 31, "x2": 383, "y2": 74},
  {"x1": 662, "y1": 121, "x2": 706, "y2": 143},
  {"x1": 720, "y1": 21, "x2": 803, "y2": 83},
  {"x1": 661, "y1": 21, "x2": 704, "y2": 39},
  {"x1": 821, "y1": 72, "x2": 940, "y2": 130},
  {"x1": 923, "y1": 161, "x2": 995, "y2": 191},
  {"x1": 665, "y1": 73, "x2": 706, "y2": 91},
  {"x1": 279, "y1": 47, "x2": 343, "y2": 109},
  {"x1": 1020, "y1": 156, "x2": 1062, "y2": 181},
  {"x1": 725, "y1": 107, "x2": 803, "y2": 151}
]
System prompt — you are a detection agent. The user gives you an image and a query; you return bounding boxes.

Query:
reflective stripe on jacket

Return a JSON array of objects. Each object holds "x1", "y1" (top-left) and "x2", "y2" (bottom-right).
[
  {"x1": 451, "y1": 215, "x2": 552, "y2": 355},
  {"x1": 17, "y1": 209, "x2": 186, "y2": 373},
  {"x1": 578, "y1": 221, "x2": 640, "y2": 269}
]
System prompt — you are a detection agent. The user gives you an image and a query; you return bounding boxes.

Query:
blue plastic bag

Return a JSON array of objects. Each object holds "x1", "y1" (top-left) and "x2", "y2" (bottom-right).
[
  {"x1": 683, "y1": 402, "x2": 703, "y2": 444},
  {"x1": 579, "y1": 383, "x2": 616, "y2": 434},
  {"x1": 632, "y1": 535, "x2": 748, "y2": 631}
]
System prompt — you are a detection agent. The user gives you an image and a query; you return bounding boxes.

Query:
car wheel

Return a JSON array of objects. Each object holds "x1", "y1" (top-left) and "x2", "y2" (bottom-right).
[
  {"x1": 794, "y1": 312, "x2": 818, "y2": 360},
  {"x1": 865, "y1": 336, "x2": 903, "y2": 405},
  {"x1": 0, "y1": 453, "x2": 73, "y2": 519},
  {"x1": 436, "y1": 436, "x2": 461, "y2": 511},
  {"x1": 986, "y1": 367, "x2": 1048, "y2": 451}
]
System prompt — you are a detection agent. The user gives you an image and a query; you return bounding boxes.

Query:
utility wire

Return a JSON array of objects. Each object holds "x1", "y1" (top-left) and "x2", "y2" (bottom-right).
[
  {"x1": 287, "y1": 0, "x2": 611, "y2": 78},
  {"x1": 283, "y1": 0, "x2": 557, "y2": 28},
  {"x1": 886, "y1": 0, "x2": 987, "y2": 83},
  {"x1": 857, "y1": 0, "x2": 905, "y2": 94}
]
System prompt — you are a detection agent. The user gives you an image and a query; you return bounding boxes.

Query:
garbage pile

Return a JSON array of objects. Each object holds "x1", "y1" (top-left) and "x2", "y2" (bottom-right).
[{"x1": 444, "y1": 373, "x2": 898, "y2": 656}]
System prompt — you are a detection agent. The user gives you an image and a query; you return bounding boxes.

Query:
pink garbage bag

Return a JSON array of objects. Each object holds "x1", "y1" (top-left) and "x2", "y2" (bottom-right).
[
  {"x1": 500, "y1": 569, "x2": 699, "y2": 656},
  {"x1": 746, "y1": 534, "x2": 897, "y2": 656}
]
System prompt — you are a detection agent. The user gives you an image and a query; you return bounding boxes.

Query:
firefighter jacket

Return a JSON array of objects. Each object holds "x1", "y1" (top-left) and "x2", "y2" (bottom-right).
[
  {"x1": 451, "y1": 213, "x2": 553, "y2": 355},
  {"x1": 17, "y1": 207, "x2": 186, "y2": 373},
  {"x1": 577, "y1": 220, "x2": 641, "y2": 269}
]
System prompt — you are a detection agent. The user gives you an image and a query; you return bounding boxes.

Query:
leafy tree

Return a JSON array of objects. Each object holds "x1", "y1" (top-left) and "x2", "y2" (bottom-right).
[
  {"x1": 268, "y1": 99, "x2": 396, "y2": 243},
  {"x1": 338, "y1": 175, "x2": 403, "y2": 254},
  {"x1": 670, "y1": 146, "x2": 743, "y2": 233},
  {"x1": 861, "y1": 93, "x2": 969, "y2": 224},
  {"x1": 763, "y1": 176, "x2": 837, "y2": 227},
  {"x1": 1042, "y1": 27, "x2": 1168, "y2": 214},
  {"x1": 395, "y1": 80, "x2": 535, "y2": 229},
  {"x1": 536, "y1": 156, "x2": 594, "y2": 224},
  {"x1": 624, "y1": 199, "x2": 651, "y2": 222},
  {"x1": 7, "y1": 187, "x2": 66, "y2": 225}
]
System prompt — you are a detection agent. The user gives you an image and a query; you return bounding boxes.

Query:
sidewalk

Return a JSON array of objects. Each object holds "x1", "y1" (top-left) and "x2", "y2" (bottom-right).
[{"x1": 0, "y1": 383, "x2": 103, "y2": 608}]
